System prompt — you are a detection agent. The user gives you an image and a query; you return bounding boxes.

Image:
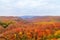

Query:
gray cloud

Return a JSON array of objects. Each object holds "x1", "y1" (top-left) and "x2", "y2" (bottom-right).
[{"x1": 0, "y1": 0, "x2": 60, "y2": 16}]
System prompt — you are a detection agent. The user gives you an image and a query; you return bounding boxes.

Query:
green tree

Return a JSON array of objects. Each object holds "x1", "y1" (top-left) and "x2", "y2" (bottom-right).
[{"x1": 0, "y1": 21, "x2": 12, "y2": 28}]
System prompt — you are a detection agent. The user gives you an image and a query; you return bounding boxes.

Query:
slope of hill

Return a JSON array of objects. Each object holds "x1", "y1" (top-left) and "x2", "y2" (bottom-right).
[
  {"x1": 0, "y1": 16, "x2": 60, "y2": 40},
  {"x1": 23, "y1": 16, "x2": 60, "y2": 23},
  {"x1": 0, "y1": 16, "x2": 32, "y2": 34}
]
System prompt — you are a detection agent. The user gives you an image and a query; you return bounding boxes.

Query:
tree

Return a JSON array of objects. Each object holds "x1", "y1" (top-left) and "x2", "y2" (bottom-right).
[{"x1": 0, "y1": 21, "x2": 12, "y2": 28}]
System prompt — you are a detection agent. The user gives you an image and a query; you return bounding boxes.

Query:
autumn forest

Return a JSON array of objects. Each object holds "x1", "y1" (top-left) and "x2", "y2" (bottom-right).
[{"x1": 0, "y1": 16, "x2": 60, "y2": 40}]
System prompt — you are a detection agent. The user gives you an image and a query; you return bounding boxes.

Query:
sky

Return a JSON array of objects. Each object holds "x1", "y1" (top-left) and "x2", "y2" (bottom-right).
[{"x1": 0, "y1": 0, "x2": 60, "y2": 16}]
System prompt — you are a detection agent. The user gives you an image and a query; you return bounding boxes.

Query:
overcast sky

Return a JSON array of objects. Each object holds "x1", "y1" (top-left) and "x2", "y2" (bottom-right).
[{"x1": 0, "y1": 0, "x2": 60, "y2": 16}]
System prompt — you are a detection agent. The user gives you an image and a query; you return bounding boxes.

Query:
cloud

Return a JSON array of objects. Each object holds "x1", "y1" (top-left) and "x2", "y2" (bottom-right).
[
  {"x1": 15, "y1": 0, "x2": 50, "y2": 8},
  {"x1": 11, "y1": 0, "x2": 60, "y2": 9},
  {"x1": 0, "y1": 0, "x2": 60, "y2": 16}
]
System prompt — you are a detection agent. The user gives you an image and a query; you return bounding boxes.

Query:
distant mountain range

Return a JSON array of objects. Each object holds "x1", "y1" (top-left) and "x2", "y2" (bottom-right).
[
  {"x1": 21, "y1": 16, "x2": 60, "y2": 22},
  {"x1": 0, "y1": 16, "x2": 60, "y2": 23},
  {"x1": 21, "y1": 16, "x2": 34, "y2": 19}
]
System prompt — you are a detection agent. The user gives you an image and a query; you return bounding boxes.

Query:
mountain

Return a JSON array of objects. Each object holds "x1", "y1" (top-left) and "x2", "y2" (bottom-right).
[
  {"x1": 21, "y1": 16, "x2": 34, "y2": 19},
  {"x1": 23, "y1": 16, "x2": 60, "y2": 23}
]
